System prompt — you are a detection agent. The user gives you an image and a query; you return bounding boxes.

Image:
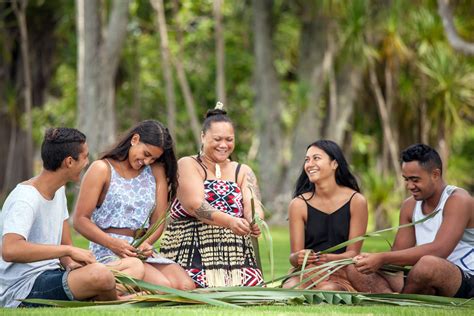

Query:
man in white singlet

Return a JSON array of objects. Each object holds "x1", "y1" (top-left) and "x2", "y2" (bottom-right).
[{"x1": 347, "y1": 144, "x2": 473, "y2": 298}]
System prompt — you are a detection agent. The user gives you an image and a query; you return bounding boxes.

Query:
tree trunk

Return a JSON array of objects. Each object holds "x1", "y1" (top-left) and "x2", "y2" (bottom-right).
[
  {"x1": 214, "y1": 0, "x2": 226, "y2": 105},
  {"x1": 76, "y1": 0, "x2": 129, "y2": 157},
  {"x1": 151, "y1": 0, "x2": 176, "y2": 140},
  {"x1": 172, "y1": 0, "x2": 201, "y2": 149},
  {"x1": 130, "y1": 35, "x2": 141, "y2": 122},
  {"x1": 368, "y1": 62, "x2": 402, "y2": 185},
  {"x1": 279, "y1": 6, "x2": 330, "y2": 206},
  {"x1": 12, "y1": 0, "x2": 33, "y2": 178},
  {"x1": 330, "y1": 65, "x2": 361, "y2": 145},
  {"x1": 251, "y1": 0, "x2": 284, "y2": 204}
]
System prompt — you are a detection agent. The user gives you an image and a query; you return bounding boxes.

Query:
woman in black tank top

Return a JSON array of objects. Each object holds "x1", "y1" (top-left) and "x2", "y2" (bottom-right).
[{"x1": 282, "y1": 140, "x2": 368, "y2": 291}]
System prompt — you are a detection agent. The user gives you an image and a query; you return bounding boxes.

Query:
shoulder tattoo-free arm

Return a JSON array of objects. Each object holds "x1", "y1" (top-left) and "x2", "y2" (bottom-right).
[{"x1": 195, "y1": 201, "x2": 218, "y2": 221}]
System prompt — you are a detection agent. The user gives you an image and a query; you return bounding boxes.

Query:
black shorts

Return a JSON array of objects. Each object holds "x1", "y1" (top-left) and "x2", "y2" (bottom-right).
[{"x1": 454, "y1": 266, "x2": 474, "y2": 298}]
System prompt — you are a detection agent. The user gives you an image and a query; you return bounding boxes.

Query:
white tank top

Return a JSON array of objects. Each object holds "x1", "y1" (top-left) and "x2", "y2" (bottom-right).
[{"x1": 413, "y1": 185, "x2": 474, "y2": 273}]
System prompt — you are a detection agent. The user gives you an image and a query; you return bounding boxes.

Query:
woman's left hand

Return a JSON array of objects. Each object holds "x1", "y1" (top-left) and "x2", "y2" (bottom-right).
[
  {"x1": 250, "y1": 223, "x2": 261, "y2": 237},
  {"x1": 314, "y1": 252, "x2": 330, "y2": 265},
  {"x1": 137, "y1": 241, "x2": 154, "y2": 258}
]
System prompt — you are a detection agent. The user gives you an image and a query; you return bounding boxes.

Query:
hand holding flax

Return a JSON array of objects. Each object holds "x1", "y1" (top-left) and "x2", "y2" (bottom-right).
[
  {"x1": 250, "y1": 223, "x2": 261, "y2": 237},
  {"x1": 290, "y1": 249, "x2": 319, "y2": 267},
  {"x1": 228, "y1": 217, "x2": 251, "y2": 236},
  {"x1": 136, "y1": 241, "x2": 154, "y2": 258},
  {"x1": 354, "y1": 252, "x2": 385, "y2": 274},
  {"x1": 107, "y1": 237, "x2": 138, "y2": 258}
]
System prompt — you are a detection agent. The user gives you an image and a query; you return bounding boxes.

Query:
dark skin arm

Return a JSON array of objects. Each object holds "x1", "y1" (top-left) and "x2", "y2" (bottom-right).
[
  {"x1": 240, "y1": 164, "x2": 264, "y2": 237},
  {"x1": 355, "y1": 190, "x2": 472, "y2": 273}
]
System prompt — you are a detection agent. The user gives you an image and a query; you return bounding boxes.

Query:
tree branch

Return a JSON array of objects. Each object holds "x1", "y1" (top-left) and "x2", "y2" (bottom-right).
[{"x1": 437, "y1": 0, "x2": 474, "y2": 56}]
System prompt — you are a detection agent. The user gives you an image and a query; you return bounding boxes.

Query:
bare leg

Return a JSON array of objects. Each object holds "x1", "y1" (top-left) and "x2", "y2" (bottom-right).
[
  {"x1": 282, "y1": 275, "x2": 300, "y2": 289},
  {"x1": 403, "y1": 255, "x2": 461, "y2": 296},
  {"x1": 152, "y1": 263, "x2": 195, "y2": 290},
  {"x1": 142, "y1": 263, "x2": 172, "y2": 288},
  {"x1": 67, "y1": 263, "x2": 117, "y2": 301},
  {"x1": 315, "y1": 281, "x2": 346, "y2": 291},
  {"x1": 346, "y1": 264, "x2": 402, "y2": 293},
  {"x1": 106, "y1": 257, "x2": 145, "y2": 279}
]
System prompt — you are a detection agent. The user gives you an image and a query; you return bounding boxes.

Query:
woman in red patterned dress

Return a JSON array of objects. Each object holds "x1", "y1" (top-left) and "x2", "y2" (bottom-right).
[{"x1": 160, "y1": 105, "x2": 264, "y2": 287}]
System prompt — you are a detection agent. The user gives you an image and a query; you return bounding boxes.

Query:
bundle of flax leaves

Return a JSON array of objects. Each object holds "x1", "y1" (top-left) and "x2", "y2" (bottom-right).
[{"x1": 25, "y1": 204, "x2": 473, "y2": 308}]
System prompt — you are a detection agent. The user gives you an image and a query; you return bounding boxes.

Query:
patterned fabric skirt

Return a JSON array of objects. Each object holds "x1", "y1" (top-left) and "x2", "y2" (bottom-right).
[
  {"x1": 160, "y1": 218, "x2": 264, "y2": 288},
  {"x1": 90, "y1": 232, "x2": 175, "y2": 265}
]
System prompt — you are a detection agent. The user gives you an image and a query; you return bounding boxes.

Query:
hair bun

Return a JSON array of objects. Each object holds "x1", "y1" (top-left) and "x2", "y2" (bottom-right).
[{"x1": 205, "y1": 102, "x2": 227, "y2": 118}]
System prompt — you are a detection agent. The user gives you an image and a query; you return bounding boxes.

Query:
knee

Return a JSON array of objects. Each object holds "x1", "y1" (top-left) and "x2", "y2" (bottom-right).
[
  {"x1": 409, "y1": 255, "x2": 440, "y2": 282},
  {"x1": 173, "y1": 278, "x2": 196, "y2": 291},
  {"x1": 315, "y1": 281, "x2": 344, "y2": 291},
  {"x1": 282, "y1": 276, "x2": 299, "y2": 289},
  {"x1": 123, "y1": 257, "x2": 145, "y2": 279},
  {"x1": 179, "y1": 278, "x2": 196, "y2": 291},
  {"x1": 86, "y1": 263, "x2": 116, "y2": 291}
]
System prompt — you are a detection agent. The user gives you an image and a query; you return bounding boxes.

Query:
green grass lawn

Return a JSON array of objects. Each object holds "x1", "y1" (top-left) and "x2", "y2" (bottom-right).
[{"x1": 2, "y1": 227, "x2": 468, "y2": 315}]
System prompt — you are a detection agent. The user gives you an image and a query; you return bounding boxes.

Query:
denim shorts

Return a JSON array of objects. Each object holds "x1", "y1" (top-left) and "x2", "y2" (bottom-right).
[{"x1": 19, "y1": 269, "x2": 74, "y2": 308}]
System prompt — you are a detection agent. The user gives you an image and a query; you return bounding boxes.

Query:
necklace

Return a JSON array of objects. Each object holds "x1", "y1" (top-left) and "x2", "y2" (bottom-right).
[
  {"x1": 215, "y1": 163, "x2": 222, "y2": 179},
  {"x1": 200, "y1": 154, "x2": 222, "y2": 179}
]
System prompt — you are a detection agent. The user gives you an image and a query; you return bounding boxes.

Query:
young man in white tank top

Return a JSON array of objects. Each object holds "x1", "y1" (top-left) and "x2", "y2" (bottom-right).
[{"x1": 347, "y1": 144, "x2": 473, "y2": 298}]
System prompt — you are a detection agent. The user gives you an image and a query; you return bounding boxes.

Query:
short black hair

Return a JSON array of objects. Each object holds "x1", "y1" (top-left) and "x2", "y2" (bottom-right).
[
  {"x1": 41, "y1": 128, "x2": 86, "y2": 171},
  {"x1": 401, "y1": 144, "x2": 443, "y2": 175}
]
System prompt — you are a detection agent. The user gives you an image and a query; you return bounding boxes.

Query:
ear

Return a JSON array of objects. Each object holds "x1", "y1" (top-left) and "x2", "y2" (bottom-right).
[
  {"x1": 131, "y1": 133, "x2": 140, "y2": 146},
  {"x1": 331, "y1": 160, "x2": 339, "y2": 170},
  {"x1": 63, "y1": 156, "x2": 74, "y2": 168},
  {"x1": 200, "y1": 131, "x2": 205, "y2": 143},
  {"x1": 432, "y1": 168, "x2": 442, "y2": 180}
]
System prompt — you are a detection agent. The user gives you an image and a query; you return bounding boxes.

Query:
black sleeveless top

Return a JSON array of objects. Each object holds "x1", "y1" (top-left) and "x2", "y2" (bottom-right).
[{"x1": 304, "y1": 193, "x2": 356, "y2": 253}]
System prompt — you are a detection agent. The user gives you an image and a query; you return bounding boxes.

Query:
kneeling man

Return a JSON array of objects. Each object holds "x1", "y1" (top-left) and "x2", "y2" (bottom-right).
[{"x1": 348, "y1": 144, "x2": 473, "y2": 298}]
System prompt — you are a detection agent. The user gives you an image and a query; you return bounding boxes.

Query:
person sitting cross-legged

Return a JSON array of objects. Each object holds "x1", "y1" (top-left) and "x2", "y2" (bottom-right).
[{"x1": 347, "y1": 144, "x2": 473, "y2": 298}]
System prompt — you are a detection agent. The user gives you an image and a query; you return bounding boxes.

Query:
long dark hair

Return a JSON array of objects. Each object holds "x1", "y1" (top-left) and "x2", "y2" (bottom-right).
[
  {"x1": 101, "y1": 120, "x2": 178, "y2": 200},
  {"x1": 293, "y1": 140, "x2": 360, "y2": 198}
]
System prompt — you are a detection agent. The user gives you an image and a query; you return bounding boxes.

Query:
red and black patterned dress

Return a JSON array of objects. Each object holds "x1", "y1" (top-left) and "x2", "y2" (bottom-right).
[{"x1": 160, "y1": 159, "x2": 264, "y2": 288}]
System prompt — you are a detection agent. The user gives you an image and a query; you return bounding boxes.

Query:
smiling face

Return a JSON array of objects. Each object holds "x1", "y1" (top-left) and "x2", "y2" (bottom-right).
[
  {"x1": 304, "y1": 145, "x2": 338, "y2": 183},
  {"x1": 201, "y1": 121, "x2": 235, "y2": 163},
  {"x1": 128, "y1": 134, "x2": 164, "y2": 170},
  {"x1": 68, "y1": 143, "x2": 90, "y2": 182},
  {"x1": 402, "y1": 161, "x2": 440, "y2": 201}
]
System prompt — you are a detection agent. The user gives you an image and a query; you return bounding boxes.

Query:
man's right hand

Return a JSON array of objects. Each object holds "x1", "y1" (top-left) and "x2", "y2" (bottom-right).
[
  {"x1": 67, "y1": 246, "x2": 97, "y2": 265},
  {"x1": 228, "y1": 218, "x2": 251, "y2": 236}
]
